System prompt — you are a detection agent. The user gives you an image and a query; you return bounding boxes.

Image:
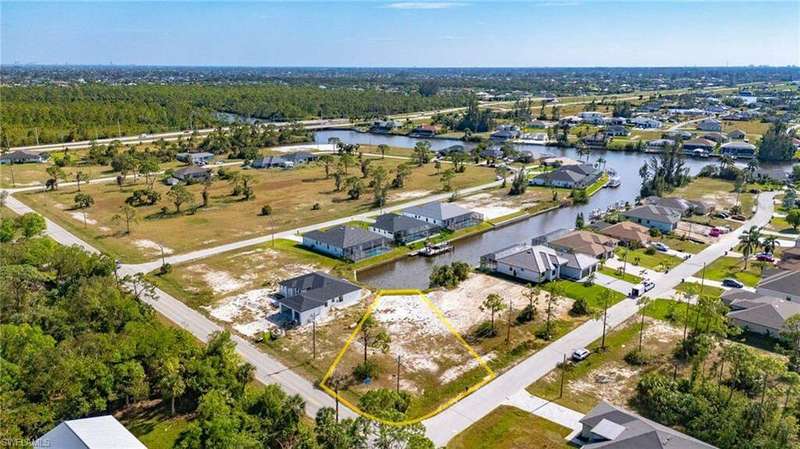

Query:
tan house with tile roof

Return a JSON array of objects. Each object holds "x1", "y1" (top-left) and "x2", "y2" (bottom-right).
[{"x1": 548, "y1": 230, "x2": 618, "y2": 259}]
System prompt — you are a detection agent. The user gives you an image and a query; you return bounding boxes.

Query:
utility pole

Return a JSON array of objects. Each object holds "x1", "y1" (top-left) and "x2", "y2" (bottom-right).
[
  {"x1": 312, "y1": 316, "x2": 317, "y2": 360},
  {"x1": 505, "y1": 299, "x2": 513, "y2": 346},
  {"x1": 334, "y1": 384, "x2": 340, "y2": 423}
]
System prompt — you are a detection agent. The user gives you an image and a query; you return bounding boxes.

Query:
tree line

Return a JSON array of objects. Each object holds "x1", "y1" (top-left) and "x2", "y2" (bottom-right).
[
  {"x1": 0, "y1": 84, "x2": 471, "y2": 146},
  {"x1": 0, "y1": 213, "x2": 434, "y2": 448}
]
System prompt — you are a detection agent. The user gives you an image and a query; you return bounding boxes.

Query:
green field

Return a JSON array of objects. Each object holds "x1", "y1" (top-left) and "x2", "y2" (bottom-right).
[
  {"x1": 675, "y1": 282, "x2": 725, "y2": 298},
  {"x1": 599, "y1": 266, "x2": 642, "y2": 284},
  {"x1": 448, "y1": 406, "x2": 571, "y2": 449},
  {"x1": 696, "y1": 256, "x2": 763, "y2": 287},
  {"x1": 614, "y1": 247, "x2": 682, "y2": 272}
]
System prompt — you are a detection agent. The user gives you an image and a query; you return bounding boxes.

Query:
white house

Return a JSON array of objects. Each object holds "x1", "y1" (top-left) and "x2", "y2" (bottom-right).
[
  {"x1": 494, "y1": 245, "x2": 566, "y2": 283},
  {"x1": 34, "y1": 415, "x2": 146, "y2": 449},
  {"x1": 276, "y1": 271, "x2": 364, "y2": 325},
  {"x1": 629, "y1": 116, "x2": 663, "y2": 129},
  {"x1": 579, "y1": 111, "x2": 606, "y2": 125}
]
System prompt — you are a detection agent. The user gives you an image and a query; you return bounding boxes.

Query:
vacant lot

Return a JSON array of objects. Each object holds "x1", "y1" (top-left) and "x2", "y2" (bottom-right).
[
  {"x1": 454, "y1": 186, "x2": 554, "y2": 221},
  {"x1": 675, "y1": 281, "x2": 725, "y2": 298},
  {"x1": 768, "y1": 215, "x2": 798, "y2": 234},
  {"x1": 667, "y1": 177, "x2": 755, "y2": 217},
  {"x1": 527, "y1": 318, "x2": 684, "y2": 413},
  {"x1": 19, "y1": 153, "x2": 496, "y2": 262},
  {"x1": 448, "y1": 406, "x2": 571, "y2": 449}
]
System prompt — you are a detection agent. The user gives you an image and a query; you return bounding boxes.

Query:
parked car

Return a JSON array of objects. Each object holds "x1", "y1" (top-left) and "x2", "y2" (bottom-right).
[
  {"x1": 756, "y1": 253, "x2": 775, "y2": 262},
  {"x1": 572, "y1": 348, "x2": 591, "y2": 362},
  {"x1": 731, "y1": 214, "x2": 746, "y2": 221},
  {"x1": 722, "y1": 278, "x2": 744, "y2": 288},
  {"x1": 714, "y1": 211, "x2": 730, "y2": 219},
  {"x1": 654, "y1": 242, "x2": 670, "y2": 252},
  {"x1": 708, "y1": 228, "x2": 721, "y2": 237}
]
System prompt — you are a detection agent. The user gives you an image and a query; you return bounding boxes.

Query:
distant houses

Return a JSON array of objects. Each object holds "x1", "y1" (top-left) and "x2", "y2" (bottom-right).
[
  {"x1": 697, "y1": 118, "x2": 722, "y2": 132},
  {"x1": 369, "y1": 120, "x2": 399, "y2": 134},
  {"x1": 410, "y1": 124, "x2": 439, "y2": 138},
  {"x1": 604, "y1": 125, "x2": 630, "y2": 137},
  {"x1": 629, "y1": 116, "x2": 662, "y2": 129},
  {"x1": 722, "y1": 288, "x2": 800, "y2": 337},
  {"x1": 490, "y1": 124, "x2": 522, "y2": 141},
  {"x1": 302, "y1": 225, "x2": 391, "y2": 261},
  {"x1": 727, "y1": 129, "x2": 747, "y2": 140},
  {"x1": 251, "y1": 155, "x2": 293, "y2": 169},
  {"x1": 578, "y1": 111, "x2": 606, "y2": 125},
  {"x1": 401, "y1": 202, "x2": 483, "y2": 231},
  {"x1": 529, "y1": 163, "x2": 603, "y2": 189},
  {"x1": 681, "y1": 138, "x2": 715, "y2": 156},
  {"x1": 0, "y1": 149, "x2": 48, "y2": 164},
  {"x1": 369, "y1": 213, "x2": 441, "y2": 244},
  {"x1": 622, "y1": 204, "x2": 682, "y2": 233},
  {"x1": 276, "y1": 271, "x2": 364, "y2": 325}
]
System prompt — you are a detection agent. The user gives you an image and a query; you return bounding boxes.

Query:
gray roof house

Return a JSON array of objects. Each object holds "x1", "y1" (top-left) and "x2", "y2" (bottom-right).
[
  {"x1": 727, "y1": 129, "x2": 747, "y2": 140},
  {"x1": 494, "y1": 245, "x2": 567, "y2": 284},
  {"x1": 168, "y1": 166, "x2": 212, "y2": 184},
  {"x1": 604, "y1": 125, "x2": 630, "y2": 137},
  {"x1": 251, "y1": 155, "x2": 294, "y2": 169},
  {"x1": 757, "y1": 269, "x2": 800, "y2": 301},
  {"x1": 401, "y1": 202, "x2": 483, "y2": 231},
  {"x1": 302, "y1": 225, "x2": 391, "y2": 261},
  {"x1": 34, "y1": 415, "x2": 146, "y2": 449},
  {"x1": 641, "y1": 196, "x2": 713, "y2": 216},
  {"x1": 369, "y1": 213, "x2": 441, "y2": 244},
  {"x1": 697, "y1": 118, "x2": 722, "y2": 132},
  {"x1": 622, "y1": 205, "x2": 682, "y2": 233},
  {"x1": 578, "y1": 401, "x2": 717, "y2": 449},
  {"x1": 530, "y1": 163, "x2": 602, "y2": 189},
  {"x1": 0, "y1": 149, "x2": 47, "y2": 164},
  {"x1": 277, "y1": 271, "x2": 363, "y2": 325},
  {"x1": 176, "y1": 151, "x2": 214, "y2": 165},
  {"x1": 283, "y1": 151, "x2": 317, "y2": 164}
]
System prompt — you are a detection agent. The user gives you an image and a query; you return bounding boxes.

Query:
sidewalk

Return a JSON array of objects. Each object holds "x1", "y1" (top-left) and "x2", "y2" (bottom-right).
[{"x1": 504, "y1": 390, "x2": 584, "y2": 431}]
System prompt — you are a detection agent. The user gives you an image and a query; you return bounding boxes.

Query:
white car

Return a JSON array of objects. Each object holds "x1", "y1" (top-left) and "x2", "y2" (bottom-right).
[
  {"x1": 642, "y1": 280, "x2": 655, "y2": 292},
  {"x1": 572, "y1": 348, "x2": 591, "y2": 362}
]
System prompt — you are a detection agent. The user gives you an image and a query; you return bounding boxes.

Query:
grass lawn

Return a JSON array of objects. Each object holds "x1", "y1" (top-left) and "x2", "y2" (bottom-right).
[
  {"x1": 696, "y1": 256, "x2": 763, "y2": 287},
  {"x1": 644, "y1": 298, "x2": 692, "y2": 322},
  {"x1": 586, "y1": 173, "x2": 610, "y2": 196},
  {"x1": 447, "y1": 406, "x2": 571, "y2": 449},
  {"x1": 768, "y1": 215, "x2": 798, "y2": 234},
  {"x1": 721, "y1": 120, "x2": 770, "y2": 138},
  {"x1": 599, "y1": 266, "x2": 643, "y2": 284},
  {"x1": 614, "y1": 247, "x2": 682, "y2": 273},
  {"x1": 659, "y1": 236, "x2": 705, "y2": 254},
  {"x1": 19, "y1": 153, "x2": 496, "y2": 262},
  {"x1": 119, "y1": 403, "x2": 190, "y2": 449},
  {"x1": 675, "y1": 282, "x2": 725, "y2": 298},
  {"x1": 549, "y1": 279, "x2": 626, "y2": 309}
]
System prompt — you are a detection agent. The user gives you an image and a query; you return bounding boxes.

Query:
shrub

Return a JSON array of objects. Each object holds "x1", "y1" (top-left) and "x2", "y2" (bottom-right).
[
  {"x1": 516, "y1": 304, "x2": 535, "y2": 324},
  {"x1": 159, "y1": 263, "x2": 173, "y2": 275},
  {"x1": 311, "y1": 203, "x2": 321, "y2": 210},
  {"x1": 353, "y1": 361, "x2": 380, "y2": 382},
  {"x1": 624, "y1": 349, "x2": 651, "y2": 366},
  {"x1": 126, "y1": 189, "x2": 161, "y2": 207},
  {"x1": 473, "y1": 321, "x2": 497, "y2": 339},
  {"x1": 645, "y1": 246, "x2": 657, "y2": 255},
  {"x1": 570, "y1": 297, "x2": 592, "y2": 316},
  {"x1": 261, "y1": 205, "x2": 272, "y2": 216},
  {"x1": 73, "y1": 193, "x2": 94, "y2": 209},
  {"x1": 648, "y1": 228, "x2": 661, "y2": 238}
]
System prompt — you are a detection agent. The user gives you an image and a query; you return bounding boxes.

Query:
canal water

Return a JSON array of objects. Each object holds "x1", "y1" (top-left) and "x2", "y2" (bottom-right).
[{"x1": 313, "y1": 130, "x2": 793, "y2": 289}]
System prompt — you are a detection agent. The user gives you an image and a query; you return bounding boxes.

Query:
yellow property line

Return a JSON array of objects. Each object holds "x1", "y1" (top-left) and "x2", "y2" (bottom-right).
[{"x1": 319, "y1": 289, "x2": 496, "y2": 426}]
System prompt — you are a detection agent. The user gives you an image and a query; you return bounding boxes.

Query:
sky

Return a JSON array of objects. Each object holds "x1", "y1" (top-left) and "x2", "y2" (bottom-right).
[{"x1": 1, "y1": 1, "x2": 798, "y2": 67}]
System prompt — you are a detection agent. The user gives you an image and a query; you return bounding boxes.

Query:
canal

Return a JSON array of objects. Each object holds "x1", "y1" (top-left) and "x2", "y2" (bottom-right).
[{"x1": 313, "y1": 129, "x2": 793, "y2": 289}]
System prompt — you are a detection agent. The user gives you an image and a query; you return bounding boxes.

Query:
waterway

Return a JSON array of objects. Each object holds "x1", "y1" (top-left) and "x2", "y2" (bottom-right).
[{"x1": 312, "y1": 129, "x2": 794, "y2": 289}]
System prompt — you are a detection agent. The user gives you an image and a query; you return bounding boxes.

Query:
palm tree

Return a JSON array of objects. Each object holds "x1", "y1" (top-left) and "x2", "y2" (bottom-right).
[
  {"x1": 762, "y1": 235, "x2": 778, "y2": 255},
  {"x1": 596, "y1": 157, "x2": 607, "y2": 171},
  {"x1": 746, "y1": 158, "x2": 760, "y2": 182},
  {"x1": 738, "y1": 225, "x2": 761, "y2": 269}
]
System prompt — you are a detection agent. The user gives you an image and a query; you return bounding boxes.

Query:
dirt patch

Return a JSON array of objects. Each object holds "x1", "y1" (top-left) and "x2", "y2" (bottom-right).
[
  {"x1": 68, "y1": 210, "x2": 97, "y2": 225},
  {"x1": 187, "y1": 264, "x2": 247, "y2": 295},
  {"x1": 391, "y1": 190, "x2": 432, "y2": 201},
  {"x1": 570, "y1": 363, "x2": 640, "y2": 405},
  {"x1": 205, "y1": 288, "x2": 280, "y2": 337},
  {"x1": 440, "y1": 351, "x2": 497, "y2": 383},
  {"x1": 133, "y1": 239, "x2": 174, "y2": 256},
  {"x1": 428, "y1": 273, "x2": 570, "y2": 334},
  {"x1": 456, "y1": 192, "x2": 537, "y2": 220}
]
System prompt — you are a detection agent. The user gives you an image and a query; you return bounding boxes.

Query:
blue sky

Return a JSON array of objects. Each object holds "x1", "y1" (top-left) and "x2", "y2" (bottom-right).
[{"x1": 2, "y1": 1, "x2": 798, "y2": 67}]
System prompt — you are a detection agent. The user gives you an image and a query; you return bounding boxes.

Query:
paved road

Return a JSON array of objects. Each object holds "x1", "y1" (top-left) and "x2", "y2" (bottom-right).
[{"x1": 423, "y1": 191, "x2": 777, "y2": 446}]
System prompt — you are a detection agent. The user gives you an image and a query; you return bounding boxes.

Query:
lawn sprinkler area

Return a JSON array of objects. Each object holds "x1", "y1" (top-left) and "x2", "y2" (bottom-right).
[{"x1": 320, "y1": 290, "x2": 495, "y2": 425}]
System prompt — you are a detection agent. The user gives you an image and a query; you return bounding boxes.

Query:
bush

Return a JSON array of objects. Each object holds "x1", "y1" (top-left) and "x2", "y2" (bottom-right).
[
  {"x1": 645, "y1": 246, "x2": 657, "y2": 255},
  {"x1": 311, "y1": 203, "x2": 321, "y2": 210},
  {"x1": 570, "y1": 297, "x2": 592, "y2": 316},
  {"x1": 429, "y1": 261, "x2": 470, "y2": 289},
  {"x1": 159, "y1": 263, "x2": 173, "y2": 275},
  {"x1": 353, "y1": 361, "x2": 380, "y2": 382},
  {"x1": 516, "y1": 304, "x2": 535, "y2": 324},
  {"x1": 126, "y1": 189, "x2": 161, "y2": 207},
  {"x1": 624, "y1": 349, "x2": 651, "y2": 366},
  {"x1": 261, "y1": 205, "x2": 272, "y2": 216},
  {"x1": 648, "y1": 228, "x2": 661, "y2": 238},
  {"x1": 473, "y1": 321, "x2": 497, "y2": 339}
]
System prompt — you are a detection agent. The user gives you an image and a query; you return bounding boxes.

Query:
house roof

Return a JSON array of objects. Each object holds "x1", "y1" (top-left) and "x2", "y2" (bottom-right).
[
  {"x1": 728, "y1": 300, "x2": 800, "y2": 332},
  {"x1": 402, "y1": 201, "x2": 476, "y2": 221},
  {"x1": 642, "y1": 196, "x2": 693, "y2": 214},
  {"x1": 2, "y1": 149, "x2": 43, "y2": 161},
  {"x1": 534, "y1": 164, "x2": 597, "y2": 185},
  {"x1": 283, "y1": 151, "x2": 316, "y2": 162},
  {"x1": 277, "y1": 271, "x2": 361, "y2": 312},
  {"x1": 560, "y1": 251, "x2": 599, "y2": 271},
  {"x1": 253, "y1": 155, "x2": 290, "y2": 166},
  {"x1": 623, "y1": 205, "x2": 682, "y2": 225},
  {"x1": 304, "y1": 225, "x2": 389, "y2": 249},
  {"x1": 683, "y1": 138, "x2": 715, "y2": 147},
  {"x1": 597, "y1": 221, "x2": 651, "y2": 244},
  {"x1": 580, "y1": 401, "x2": 717, "y2": 449},
  {"x1": 497, "y1": 245, "x2": 566, "y2": 274},
  {"x1": 34, "y1": 415, "x2": 146, "y2": 449},
  {"x1": 757, "y1": 270, "x2": 800, "y2": 297},
  {"x1": 721, "y1": 142, "x2": 757, "y2": 151},
  {"x1": 174, "y1": 166, "x2": 211, "y2": 177},
  {"x1": 371, "y1": 213, "x2": 439, "y2": 234},
  {"x1": 549, "y1": 230, "x2": 618, "y2": 258}
]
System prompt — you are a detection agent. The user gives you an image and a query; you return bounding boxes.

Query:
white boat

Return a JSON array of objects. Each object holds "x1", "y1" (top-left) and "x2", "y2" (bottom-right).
[
  {"x1": 607, "y1": 175, "x2": 621, "y2": 187},
  {"x1": 590, "y1": 208, "x2": 603, "y2": 220},
  {"x1": 417, "y1": 242, "x2": 453, "y2": 257},
  {"x1": 513, "y1": 132, "x2": 550, "y2": 145}
]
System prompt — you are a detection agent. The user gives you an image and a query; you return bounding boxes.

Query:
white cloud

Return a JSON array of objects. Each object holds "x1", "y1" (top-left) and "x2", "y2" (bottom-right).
[{"x1": 385, "y1": 2, "x2": 464, "y2": 10}]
